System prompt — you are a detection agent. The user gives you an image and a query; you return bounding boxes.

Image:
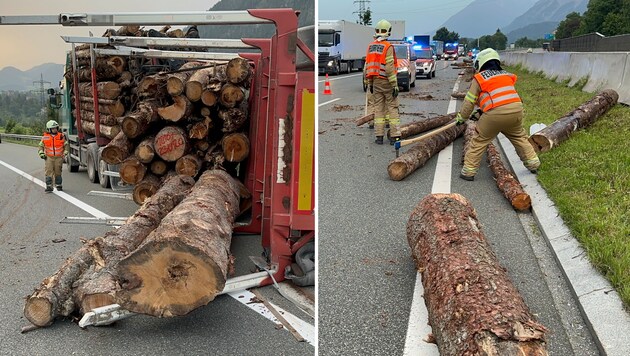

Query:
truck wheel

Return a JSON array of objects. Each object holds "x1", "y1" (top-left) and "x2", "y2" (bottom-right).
[
  {"x1": 67, "y1": 154, "x2": 79, "y2": 172},
  {"x1": 86, "y1": 150, "x2": 99, "y2": 184},
  {"x1": 98, "y1": 158, "x2": 110, "y2": 188},
  {"x1": 346, "y1": 62, "x2": 352, "y2": 74}
]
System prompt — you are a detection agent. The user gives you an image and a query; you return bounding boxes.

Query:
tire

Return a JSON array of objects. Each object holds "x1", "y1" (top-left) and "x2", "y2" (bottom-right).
[
  {"x1": 410, "y1": 75, "x2": 416, "y2": 87},
  {"x1": 432, "y1": 69, "x2": 436, "y2": 78},
  {"x1": 67, "y1": 153, "x2": 79, "y2": 172},
  {"x1": 87, "y1": 149, "x2": 99, "y2": 184},
  {"x1": 403, "y1": 81, "x2": 410, "y2": 92},
  {"x1": 98, "y1": 158, "x2": 110, "y2": 188},
  {"x1": 426, "y1": 72, "x2": 431, "y2": 79},
  {"x1": 346, "y1": 62, "x2": 351, "y2": 74}
]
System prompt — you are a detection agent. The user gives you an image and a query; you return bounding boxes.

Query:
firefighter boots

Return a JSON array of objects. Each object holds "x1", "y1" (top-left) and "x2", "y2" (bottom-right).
[{"x1": 375, "y1": 136, "x2": 384, "y2": 145}]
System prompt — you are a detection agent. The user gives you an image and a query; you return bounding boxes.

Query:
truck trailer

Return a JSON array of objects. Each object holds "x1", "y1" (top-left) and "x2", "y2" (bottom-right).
[{"x1": 318, "y1": 20, "x2": 373, "y2": 75}]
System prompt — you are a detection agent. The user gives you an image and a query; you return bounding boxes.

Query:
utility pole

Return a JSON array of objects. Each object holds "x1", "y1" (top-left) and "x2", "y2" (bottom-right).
[
  {"x1": 353, "y1": 0, "x2": 371, "y2": 24},
  {"x1": 32, "y1": 73, "x2": 51, "y2": 109}
]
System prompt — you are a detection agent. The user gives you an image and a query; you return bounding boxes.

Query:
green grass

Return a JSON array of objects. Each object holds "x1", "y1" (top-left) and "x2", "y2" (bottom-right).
[{"x1": 508, "y1": 65, "x2": 630, "y2": 307}]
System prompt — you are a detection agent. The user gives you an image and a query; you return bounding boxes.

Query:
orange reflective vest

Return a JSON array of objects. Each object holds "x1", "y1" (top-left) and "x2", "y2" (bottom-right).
[
  {"x1": 41, "y1": 132, "x2": 66, "y2": 157},
  {"x1": 365, "y1": 40, "x2": 397, "y2": 79},
  {"x1": 474, "y1": 70, "x2": 522, "y2": 112}
]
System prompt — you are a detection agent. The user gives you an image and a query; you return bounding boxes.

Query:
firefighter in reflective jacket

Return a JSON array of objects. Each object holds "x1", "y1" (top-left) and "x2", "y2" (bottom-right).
[
  {"x1": 365, "y1": 19, "x2": 400, "y2": 145},
  {"x1": 38, "y1": 120, "x2": 69, "y2": 192},
  {"x1": 456, "y1": 48, "x2": 540, "y2": 181}
]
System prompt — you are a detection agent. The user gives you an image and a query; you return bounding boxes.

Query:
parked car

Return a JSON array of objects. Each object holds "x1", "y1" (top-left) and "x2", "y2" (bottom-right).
[
  {"x1": 414, "y1": 47, "x2": 436, "y2": 79},
  {"x1": 392, "y1": 43, "x2": 417, "y2": 91}
]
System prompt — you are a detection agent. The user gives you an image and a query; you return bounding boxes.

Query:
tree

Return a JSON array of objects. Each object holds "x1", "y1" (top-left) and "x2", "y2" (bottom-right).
[
  {"x1": 5, "y1": 119, "x2": 16, "y2": 133},
  {"x1": 578, "y1": 0, "x2": 630, "y2": 36},
  {"x1": 515, "y1": 37, "x2": 544, "y2": 48},
  {"x1": 492, "y1": 29, "x2": 507, "y2": 50},
  {"x1": 434, "y1": 27, "x2": 450, "y2": 42},
  {"x1": 359, "y1": 9, "x2": 372, "y2": 26},
  {"x1": 556, "y1": 12, "x2": 583, "y2": 39}
]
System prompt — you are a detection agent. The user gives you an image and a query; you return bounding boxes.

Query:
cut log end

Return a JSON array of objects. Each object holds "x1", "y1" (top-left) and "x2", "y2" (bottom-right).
[
  {"x1": 528, "y1": 135, "x2": 548, "y2": 153},
  {"x1": 222, "y1": 133, "x2": 250, "y2": 162},
  {"x1": 23, "y1": 297, "x2": 53, "y2": 327},
  {"x1": 387, "y1": 162, "x2": 407, "y2": 181},
  {"x1": 116, "y1": 243, "x2": 225, "y2": 317},
  {"x1": 512, "y1": 194, "x2": 532, "y2": 211}
]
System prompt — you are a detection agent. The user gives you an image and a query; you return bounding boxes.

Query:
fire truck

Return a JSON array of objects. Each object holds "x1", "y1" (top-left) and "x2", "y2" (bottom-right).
[{"x1": 0, "y1": 9, "x2": 315, "y2": 324}]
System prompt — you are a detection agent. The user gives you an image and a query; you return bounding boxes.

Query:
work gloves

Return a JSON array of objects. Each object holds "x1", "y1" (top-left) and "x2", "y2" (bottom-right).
[
  {"x1": 39, "y1": 152, "x2": 47, "y2": 160},
  {"x1": 392, "y1": 86, "x2": 399, "y2": 99},
  {"x1": 455, "y1": 113, "x2": 466, "y2": 126}
]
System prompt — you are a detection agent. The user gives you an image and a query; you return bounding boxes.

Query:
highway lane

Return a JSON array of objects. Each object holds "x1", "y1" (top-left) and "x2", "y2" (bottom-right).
[
  {"x1": 0, "y1": 142, "x2": 314, "y2": 355},
  {"x1": 317, "y1": 63, "x2": 598, "y2": 355}
]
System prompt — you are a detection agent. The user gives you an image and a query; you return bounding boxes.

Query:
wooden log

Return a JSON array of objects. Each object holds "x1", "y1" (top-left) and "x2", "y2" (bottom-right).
[
  {"x1": 200, "y1": 106, "x2": 212, "y2": 117},
  {"x1": 79, "y1": 96, "x2": 120, "y2": 105},
  {"x1": 222, "y1": 133, "x2": 250, "y2": 163},
  {"x1": 154, "y1": 126, "x2": 190, "y2": 162},
  {"x1": 226, "y1": 57, "x2": 251, "y2": 84},
  {"x1": 167, "y1": 28, "x2": 185, "y2": 38},
  {"x1": 79, "y1": 110, "x2": 120, "y2": 127},
  {"x1": 219, "y1": 83, "x2": 245, "y2": 108},
  {"x1": 355, "y1": 113, "x2": 375, "y2": 127},
  {"x1": 72, "y1": 175, "x2": 194, "y2": 315},
  {"x1": 135, "y1": 137, "x2": 156, "y2": 164},
  {"x1": 150, "y1": 159, "x2": 169, "y2": 176},
  {"x1": 185, "y1": 64, "x2": 226, "y2": 102},
  {"x1": 201, "y1": 90, "x2": 218, "y2": 107},
  {"x1": 167, "y1": 61, "x2": 205, "y2": 96},
  {"x1": 121, "y1": 100, "x2": 158, "y2": 139},
  {"x1": 117, "y1": 71, "x2": 133, "y2": 89},
  {"x1": 175, "y1": 154, "x2": 202, "y2": 177},
  {"x1": 137, "y1": 73, "x2": 169, "y2": 98},
  {"x1": 387, "y1": 113, "x2": 455, "y2": 140},
  {"x1": 119, "y1": 155, "x2": 147, "y2": 185},
  {"x1": 102, "y1": 131, "x2": 133, "y2": 165},
  {"x1": 487, "y1": 143, "x2": 532, "y2": 211},
  {"x1": 189, "y1": 117, "x2": 213, "y2": 139},
  {"x1": 79, "y1": 82, "x2": 121, "y2": 100},
  {"x1": 80, "y1": 121, "x2": 120, "y2": 140},
  {"x1": 407, "y1": 193, "x2": 548, "y2": 355},
  {"x1": 115, "y1": 170, "x2": 241, "y2": 317},
  {"x1": 193, "y1": 139, "x2": 210, "y2": 152},
  {"x1": 24, "y1": 175, "x2": 194, "y2": 325},
  {"x1": 451, "y1": 91, "x2": 466, "y2": 99},
  {"x1": 220, "y1": 107, "x2": 248, "y2": 133},
  {"x1": 157, "y1": 95, "x2": 193, "y2": 122},
  {"x1": 388, "y1": 124, "x2": 465, "y2": 181},
  {"x1": 529, "y1": 89, "x2": 618, "y2": 153},
  {"x1": 132, "y1": 174, "x2": 161, "y2": 205}
]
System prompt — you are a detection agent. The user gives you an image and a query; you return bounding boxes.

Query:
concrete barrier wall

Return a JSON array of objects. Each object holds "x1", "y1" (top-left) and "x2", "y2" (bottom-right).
[{"x1": 501, "y1": 51, "x2": 630, "y2": 105}]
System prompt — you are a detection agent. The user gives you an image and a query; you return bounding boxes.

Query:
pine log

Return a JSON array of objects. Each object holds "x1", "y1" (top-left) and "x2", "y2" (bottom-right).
[
  {"x1": 387, "y1": 113, "x2": 455, "y2": 140},
  {"x1": 132, "y1": 174, "x2": 161, "y2": 205},
  {"x1": 154, "y1": 126, "x2": 190, "y2": 162},
  {"x1": 75, "y1": 58, "x2": 125, "y2": 81},
  {"x1": 200, "y1": 106, "x2": 212, "y2": 117},
  {"x1": 529, "y1": 89, "x2": 618, "y2": 153},
  {"x1": 189, "y1": 117, "x2": 213, "y2": 139},
  {"x1": 220, "y1": 107, "x2": 247, "y2": 133},
  {"x1": 115, "y1": 170, "x2": 241, "y2": 317},
  {"x1": 407, "y1": 193, "x2": 548, "y2": 355},
  {"x1": 167, "y1": 61, "x2": 205, "y2": 96},
  {"x1": 219, "y1": 83, "x2": 245, "y2": 108},
  {"x1": 121, "y1": 100, "x2": 159, "y2": 139},
  {"x1": 185, "y1": 64, "x2": 226, "y2": 102},
  {"x1": 79, "y1": 110, "x2": 120, "y2": 127},
  {"x1": 79, "y1": 82, "x2": 121, "y2": 100},
  {"x1": 226, "y1": 57, "x2": 251, "y2": 84},
  {"x1": 222, "y1": 133, "x2": 250, "y2": 163},
  {"x1": 24, "y1": 175, "x2": 195, "y2": 325},
  {"x1": 451, "y1": 91, "x2": 466, "y2": 99},
  {"x1": 462, "y1": 120, "x2": 478, "y2": 164},
  {"x1": 79, "y1": 96, "x2": 120, "y2": 105},
  {"x1": 193, "y1": 139, "x2": 210, "y2": 152},
  {"x1": 81, "y1": 121, "x2": 120, "y2": 140},
  {"x1": 119, "y1": 155, "x2": 147, "y2": 185},
  {"x1": 137, "y1": 73, "x2": 169, "y2": 98},
  {"x1": 388, "y1": 124, "x2": 465, "y2": 181},
  {"x1": 102, "y1": 131, "x2": 133, "y2": 165},
  {"x1": 355, "y1": 113, "x2": 375, "y2": 127},
  {"x1": 167, "y1": 28, "x2": 185, "y2": 38},
  {"x1": 157, "y1": 95, "x2": 193, "y2": 122},
  {"x1": 135, "y1": 137, "x2": 156, "y2": 164},
  {"x1": 117, "y1": 71, "x2": 133, "y2": 89},
  {"x1": 487, "y1": 143, "x2": 531, "y2": 211},
  {"x1": 175, "y1": 154, "x2": 202, "y2": 177},
  {"x1": 72, "y1": 175, "x2": 195, "y2": 315},
  {"x1": 150, "y1": 159, "x2": 169, "y2": 176},
  {"x1": 200, "y1": 90, "x2": 217, "y2": 107}
]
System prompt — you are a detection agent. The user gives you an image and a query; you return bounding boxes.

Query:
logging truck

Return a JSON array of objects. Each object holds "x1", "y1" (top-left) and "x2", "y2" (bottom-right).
[{"x1": 2, "y1": 10, "x2": 316, "y2": 327}]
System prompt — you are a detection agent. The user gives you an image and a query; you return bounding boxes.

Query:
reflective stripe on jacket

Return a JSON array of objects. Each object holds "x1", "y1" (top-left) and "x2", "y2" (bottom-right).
[
  {"x1": 474, "y1": 70, "x2": 521, "y2": 112},
  {"x1": 365, "y1": 40, "x2": 397, "y2": 80},
  {"x1": 41, "y1": 132, "x2": 66, "y2": 157}
]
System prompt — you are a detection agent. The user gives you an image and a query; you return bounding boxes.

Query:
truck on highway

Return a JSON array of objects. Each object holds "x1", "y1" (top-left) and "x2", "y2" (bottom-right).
[
  {"x1": 458, "y1": 43, "x2": 466, "y2": 56},
  {"x1": 389, "y1": 20, "x2": 406, "y2": 41},
  {"x1": 318, "y1": 20, "x2": 373, "y2": 75},
  {"x1": 444, "y1": 42, "x2": 459, "y2": 60},
  {"x1": 431, "y1": 40, "x2": 444, "y2": 59}
]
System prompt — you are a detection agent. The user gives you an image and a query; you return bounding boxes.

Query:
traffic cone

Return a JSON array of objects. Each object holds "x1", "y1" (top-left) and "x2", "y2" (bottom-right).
[{"x1": 323, "y1": 74, "x2": 332, "y2": 95}]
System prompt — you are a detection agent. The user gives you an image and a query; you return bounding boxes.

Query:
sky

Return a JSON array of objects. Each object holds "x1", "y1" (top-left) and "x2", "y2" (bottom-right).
[
  {"x1": 0, "y1": 0, "x2": 220, "y2": 70},
  {"x1": 318, "y1": 0, "x2": 474, "y2": 36}
]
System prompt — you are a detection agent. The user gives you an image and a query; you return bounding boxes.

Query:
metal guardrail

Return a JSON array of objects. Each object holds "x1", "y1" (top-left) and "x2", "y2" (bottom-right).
[{"x1": 0, "y1": 133, "x2": 42, "y2": 144}]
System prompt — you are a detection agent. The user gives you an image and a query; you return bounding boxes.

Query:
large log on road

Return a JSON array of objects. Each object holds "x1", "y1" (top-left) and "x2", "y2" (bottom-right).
[
  {"x1": 387, "y1": 113, "x2": 455, "y2": 140},
  {"x1": 24, "y1": 175, "x2": 194, "y2": 326},
  {"x1": 115, "y1": 170, "x2": 241, "y2": 317},
  {"x1": 388, "y1": 123, "x2": 465, "y2": 181},
  {"x1": 487, "y1": 144, "x2": 531, "y2": 211},
  {"x1": 407, "y1": 193, "x2": 548, "y2": 355},
  {"x1": 529, "y1": 89, "x2": 618, "y2": 153}
]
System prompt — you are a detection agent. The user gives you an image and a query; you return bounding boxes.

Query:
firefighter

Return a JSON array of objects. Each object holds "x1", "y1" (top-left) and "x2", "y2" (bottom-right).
[
  {"x1": 365, "y1": 19, "x2": 400, "y2": 145},
  {"x1": 456, "y1": 48, "x2": 540, "y2": 181},
  {"x1": 38, "y1": 120, "x2": 69, "y2": 192}
]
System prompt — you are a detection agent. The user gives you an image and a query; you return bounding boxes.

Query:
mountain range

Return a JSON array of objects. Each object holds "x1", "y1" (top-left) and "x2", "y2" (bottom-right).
[{"x1": 0, "y1": 63, "x2": 64, "y2": 92}]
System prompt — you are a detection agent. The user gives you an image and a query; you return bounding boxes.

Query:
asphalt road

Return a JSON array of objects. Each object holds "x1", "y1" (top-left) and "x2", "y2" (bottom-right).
[
  {"x1": 317, "y1": 63, "x2": 599, "y2": 355},
  {"x1": 0, "y1": 142, "x2": 313, "y2": 355}
]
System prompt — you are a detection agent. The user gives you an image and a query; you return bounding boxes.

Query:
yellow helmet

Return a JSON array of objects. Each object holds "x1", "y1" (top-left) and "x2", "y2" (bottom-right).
[
  {"x1": 375, "y1": 19, "x2": 392, "y2": 39},
  {"x1": 474, "y1": 48, "x2": 500, "y2": 71}
]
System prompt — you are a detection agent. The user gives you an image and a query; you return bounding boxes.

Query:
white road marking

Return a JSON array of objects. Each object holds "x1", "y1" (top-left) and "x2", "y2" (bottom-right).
[
  {"x1": 0, "y1": 159, "x2": 109, "y2": 218},
  {"x1": 403, "y1": 76, "x2": 461, "y2": 356},
  {"x1": 318, "y1": 98, "x2": 341, "y2": 107},
  {"x1": 317, "y1": 73, "x2": 362, "y2": 82}
]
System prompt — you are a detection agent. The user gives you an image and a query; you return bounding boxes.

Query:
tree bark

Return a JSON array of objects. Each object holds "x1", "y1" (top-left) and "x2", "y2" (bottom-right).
[
  {"x1": 189, "y1": 117, "x2": 213, "y2": 139},
  {"x1": 220, "y1": 107, "x2": 247, "y2": 133},
  {"x1": 407, "y1": 193, "x2": 548, "y2": 355},
  {"x1": 79, "y1": 110, "x2": 120, "y2": 127},
  {"x1": 529, "y1": 89, "x2": 618, "y2": 153},
  {"x1": 166, "y1": 61, "x2": 204, "y2": 96},
  {"x1": 185, "y1": 64, "x2": 227, "y2": 102},
  {"x1": 79, "y1": 82, "x2": 121, "y2": 100},
  {"x1": 222, "y1": 133, "x2": 250, "y2": 163},
  {"x1": 388, "y1": 113, "x2": 455, "y2": 140},
  {"x1": 24, "y1": 175, "x2": 195, "y2": 325},
  {"x1": 137, "y1": 73, "x2": 169, "y2": 99},
  {"x1": 119, "y1": 155, "x2": 147, "y2": 185},
  {"x1": 121, "y1": 100, "x2": 158, "y2": 139},
  {"x1": 154, "y1": 126, "x2": 190, "y2": 162},
  {"x1": 219, "y1": 83, "x2": 245, "y2": 108},
  {"x1": 115, "y1": 170, "x2": 241, "y2": 317},
  {"x1": 175, "y1": 154, "x2": 202, "y2": 177},
  {"x1": 355, "y1": 113, "x2": 374, "y2": 127},
  {"x1": 451, "y1": 91, "x2": 466, "y2": 99},
  {"x1": 157, "y1": 95, "x2": 193, "y2": 122},
  {"x1": 79, "y1": 98, "x2": 125, "y2": 117},
  {"x1": 226, "y1": 57, "x2": 251, "y2": 84},
  {"x1": 487, "y1": 143, "x2": 531, "y2": 211},
  {"x1": 102, "y1": 131, "x2": 133, "y2": 165},
  {"x1": 132, "y1": 174, "x2": 161, "y2": 205},
  {"x1": 388, "y1": 124, "x2": 465, "y2": 181},
  {"x1": 150, "y1": 159, "x2": 170, "y2": 176},
  {"x1": 135, "y1": 137, "x2": 156, "y2": 164},
  {"x1": 80, "y1": 121, "x2": 121, "y2": 140}
]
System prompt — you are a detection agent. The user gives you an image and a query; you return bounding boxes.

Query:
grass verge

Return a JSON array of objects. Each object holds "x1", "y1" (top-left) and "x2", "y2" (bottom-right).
[{"x1": 507, "y1": 65, "x2": 630, "y2": 307}]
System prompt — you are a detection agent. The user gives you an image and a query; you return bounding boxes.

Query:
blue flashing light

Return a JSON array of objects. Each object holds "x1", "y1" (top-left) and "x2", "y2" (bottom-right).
[
  {"x1": 406, "y1": 36, "x2": 414, "y2": 42},
  {"x1": 412, "y1": 45, "x2": 423, "y2": 50}
]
